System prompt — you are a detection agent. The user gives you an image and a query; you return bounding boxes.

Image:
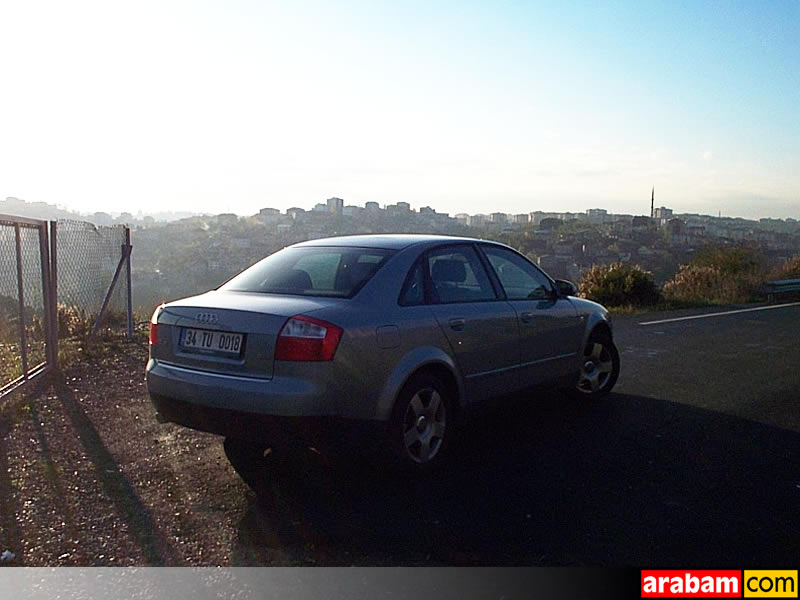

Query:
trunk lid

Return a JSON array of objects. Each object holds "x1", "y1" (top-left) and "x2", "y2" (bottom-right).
[{"x1": 151, "y1": 290, "x2": 343, "y2": 379}]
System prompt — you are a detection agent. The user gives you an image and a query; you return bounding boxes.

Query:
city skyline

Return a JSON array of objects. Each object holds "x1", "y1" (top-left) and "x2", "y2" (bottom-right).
[
  {"x1": 1, "y1": 1, "x2": 798, "y2": 220},
  {"x1": 6, "y1": 192, "x2": 798, "y2": 225}
]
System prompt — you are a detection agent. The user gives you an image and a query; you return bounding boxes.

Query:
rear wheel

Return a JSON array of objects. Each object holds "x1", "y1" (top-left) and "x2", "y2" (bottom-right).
[
  {"x1": 389, "y1": 373, "x2": 454, "y2": 471},
  {"x1": 574, "y1": 330, "x2": 619, "y2": 398}
]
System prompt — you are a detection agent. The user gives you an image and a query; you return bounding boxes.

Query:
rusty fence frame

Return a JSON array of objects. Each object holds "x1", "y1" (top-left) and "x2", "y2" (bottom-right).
[
  {"x1": 0, "y1": 216, "x2": 133, "y2": 401},
  {"x1": 0, "y1": 213, "x2": 57, "y2": 398}
]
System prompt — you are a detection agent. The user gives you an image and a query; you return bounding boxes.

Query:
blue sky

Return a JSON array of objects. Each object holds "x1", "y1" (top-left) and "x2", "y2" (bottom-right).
[{"x1": 1, "y1": 0, "x2": 798, "y2": 218}]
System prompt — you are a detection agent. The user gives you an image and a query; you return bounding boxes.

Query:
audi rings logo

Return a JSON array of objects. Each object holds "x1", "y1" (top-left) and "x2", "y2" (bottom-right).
[{"x1": 195, "y1": 312, "x2": 219, "y2": 325}]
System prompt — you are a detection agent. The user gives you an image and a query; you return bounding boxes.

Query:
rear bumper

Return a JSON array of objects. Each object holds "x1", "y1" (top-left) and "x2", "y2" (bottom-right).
[
  {"x1": 149, "y1": 393, "x2": 385, "y2": 448},
  {"x1": 146, "y1": 358, "x2": 386, "y2": 447},
  {"x1": 146, "y1": 358, "x2": 337, "y2": 417}
]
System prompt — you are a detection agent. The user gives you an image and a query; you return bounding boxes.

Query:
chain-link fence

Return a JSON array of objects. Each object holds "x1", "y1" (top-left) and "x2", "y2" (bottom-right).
[
  {"x1": 1, "y1": 215, "x2": 132, "y2": 399},
  {"x1": 55, "y1": 220, "x2": 130, "y2": 317}
]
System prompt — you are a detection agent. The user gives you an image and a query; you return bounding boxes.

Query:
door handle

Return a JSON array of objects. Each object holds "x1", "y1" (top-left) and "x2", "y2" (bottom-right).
[
  {"x1": 520, "y1": 311, "x2": 534, "y2": 323},
  {"x1": 448, "y1": 318, "x2": 466, "y2": 331}
]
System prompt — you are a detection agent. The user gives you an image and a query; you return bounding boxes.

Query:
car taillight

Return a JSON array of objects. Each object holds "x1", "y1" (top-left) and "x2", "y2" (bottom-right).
[
  {"x1": 275, "y1": 315, "x2": 342, "y2": 361},
  {"x1": 149, "y1": 304, "x2": 164, "y2": 345}
]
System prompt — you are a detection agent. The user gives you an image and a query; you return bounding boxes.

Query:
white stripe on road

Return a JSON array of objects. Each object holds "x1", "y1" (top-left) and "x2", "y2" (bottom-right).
[{"x1": 639, "y1": 302, "x2": 800, "y2": 326}]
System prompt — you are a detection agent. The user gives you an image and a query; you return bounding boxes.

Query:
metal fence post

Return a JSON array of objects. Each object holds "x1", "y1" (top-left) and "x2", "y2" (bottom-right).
[
  {"x1": 92, "y1": 241, "x2": 132, "y2": 335},
  {"x1": 49, "y1": 221, "x2": 59, "y2": 367},
  {"x1": 14, "y1": 223, "x2": 29, "y2": 378},
  {"x1": 37, "y1": 222, "x2": 54, "y2": 367},
  {"x1": 125, "y1": 227, "x2": 133, "y2": 340}
]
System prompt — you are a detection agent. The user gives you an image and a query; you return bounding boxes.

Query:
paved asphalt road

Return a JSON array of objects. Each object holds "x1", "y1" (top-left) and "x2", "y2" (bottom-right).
[{"x1": 239, "y1": 302, "x2": 800, "y2": 566}]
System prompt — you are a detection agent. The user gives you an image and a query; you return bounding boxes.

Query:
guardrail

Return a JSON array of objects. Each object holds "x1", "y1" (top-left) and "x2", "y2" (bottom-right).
[{"x1": 762, "y1": 278, "x2": 800, "y2": 303}]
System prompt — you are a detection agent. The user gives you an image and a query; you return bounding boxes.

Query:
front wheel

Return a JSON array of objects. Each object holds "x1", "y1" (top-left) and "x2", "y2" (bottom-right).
[{"x1": 574, "y1": 331, "x2": 620, "y2": 398}]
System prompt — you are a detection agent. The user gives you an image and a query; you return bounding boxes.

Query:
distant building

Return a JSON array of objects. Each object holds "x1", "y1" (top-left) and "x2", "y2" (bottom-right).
[
  {"x1": 470, "y1": 214, "x2": 488, "y2": 227},
  {"x1": 586, "y1": 208, "x2": 608, "y2": 224},
  {"x1": 512, "y1": 213, "x2": 530, "y2": 225},
  {"x1": 312, "y1": 203, "x2": 327, "y2": 213},
  {"x1": 116, "y1": 212, "x2": 134, "y2": 225},
  {"x1": 667, "y1": 218, "x2": 685, "y2": 234},
  {"x1": 531, "y1": 211, "x2": 563, "y2": 226},
  {"x1": 386, "y1": 202, "x2": 412, "y2": 217},
  {"x1": 92, "y1": 212, "x2": 113, "y2": 226},
  {"x1": 327, "y1": 197, "x2": 344, "y2": 217},
  {"x1": 286, "y1": 207, "x2": 305, "y2": 219},
  {"x1": 489, "y1": 212, "x2": 507, "y2": 225},
  {"x1": 454, "y1": 213, "x2": 469, "y2": 225},
  {"x1": 653, "y1": 207, "x2": 673, "y2": 220},
  {"x1": 539, "y1": 217, "x2": 562, "y2": 231},
  {"x1": 365, "y1": 201, "x2": 380, "y2": 212},
  {"x1": 257, "y1": 207, "x2": 281, "y2": 224}
]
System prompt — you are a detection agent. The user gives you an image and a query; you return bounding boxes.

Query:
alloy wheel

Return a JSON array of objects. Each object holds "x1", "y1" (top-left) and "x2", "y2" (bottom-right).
[
  {"x1": 576, "y1": 341, "x2": 615, "y2": 395},
  {"x1": 401, "y1": 386, "x2": 447, "y2": 464}
]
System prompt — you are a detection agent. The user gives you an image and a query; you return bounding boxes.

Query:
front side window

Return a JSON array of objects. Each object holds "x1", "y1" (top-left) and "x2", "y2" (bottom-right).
[
  {"x1": 220, "y1": 247, "x2": 393, "y2": 297},
  {"x1": 426, "y1": 245, "x2": 496, "y2": 303},
  {"x1": 482, "y1": 246, "x2": 554, "y2": 300}
]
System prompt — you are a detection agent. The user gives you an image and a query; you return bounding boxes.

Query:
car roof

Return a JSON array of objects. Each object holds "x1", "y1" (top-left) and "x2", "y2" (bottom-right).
[{"x1": 292, "y1": 234, "x2": 497, "y2": 250}]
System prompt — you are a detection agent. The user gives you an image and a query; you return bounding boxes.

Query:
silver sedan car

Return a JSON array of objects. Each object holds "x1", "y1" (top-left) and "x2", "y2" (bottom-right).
[{"x1": 146, "y1": 234, "x2": 619, "y2": 480}]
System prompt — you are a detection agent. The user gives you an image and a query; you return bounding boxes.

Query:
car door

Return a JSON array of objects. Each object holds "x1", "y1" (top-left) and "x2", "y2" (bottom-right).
[
  {"x1": 479, "y1": 245, "x2": 584, "y2": 386},
  {"x1": 424, "y1": 244, "x2": 521, "y2": 403}
]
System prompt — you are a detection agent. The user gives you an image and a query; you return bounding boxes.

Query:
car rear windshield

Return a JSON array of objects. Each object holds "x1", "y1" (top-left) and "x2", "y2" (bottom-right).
[{"x1": 219, "y1": 247, "x2": 394, "y2": 298}]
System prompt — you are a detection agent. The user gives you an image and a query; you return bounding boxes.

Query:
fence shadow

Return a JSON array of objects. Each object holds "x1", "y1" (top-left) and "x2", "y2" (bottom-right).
[
  {"x1": 0, "y1": 414, "x2": 26, "y2": 565},
  {"x1": 52, "y1": 378, "x2": 177, "y2": 565},
  {"x1": 232, "y1": 390, "x2": 800, "y2": 566}
]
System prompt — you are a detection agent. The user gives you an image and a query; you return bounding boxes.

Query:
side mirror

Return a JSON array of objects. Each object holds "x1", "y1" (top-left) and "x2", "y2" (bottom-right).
[{"x1": 554, "y1": 279, "x2": 579, "y2": 297}]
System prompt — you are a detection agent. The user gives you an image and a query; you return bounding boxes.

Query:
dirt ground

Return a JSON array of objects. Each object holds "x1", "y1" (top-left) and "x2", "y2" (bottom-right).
[{"x1": 0, "y1": 339, "x2": 301, "y2": 566}]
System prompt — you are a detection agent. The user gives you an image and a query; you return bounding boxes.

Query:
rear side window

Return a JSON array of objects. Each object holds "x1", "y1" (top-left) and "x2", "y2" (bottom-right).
[
  {"x1": 221, "y1": 247, "x2": 393, "y2": 297},
  {"x1": 427, "y1": 246, "x2": 496, "y2": 303},
  {"x1": 399, "y1": 261, "x2": 426, "y2": 306}
]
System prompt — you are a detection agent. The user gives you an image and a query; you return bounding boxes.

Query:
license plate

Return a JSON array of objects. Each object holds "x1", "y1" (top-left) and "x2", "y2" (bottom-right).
[{"x1": 181, "y1": 328, "x2": 244, "y2": 356}]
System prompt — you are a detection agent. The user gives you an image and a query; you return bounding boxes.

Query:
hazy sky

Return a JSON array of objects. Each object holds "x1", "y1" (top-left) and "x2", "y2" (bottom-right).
[{"x1": 1, "y1": 0, "x2": 798, "y2": 219}]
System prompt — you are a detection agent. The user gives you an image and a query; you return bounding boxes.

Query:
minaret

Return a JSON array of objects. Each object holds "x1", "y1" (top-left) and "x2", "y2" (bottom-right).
[{"x1": 650, "y1": 187, "x2": 654, "y2": 218}]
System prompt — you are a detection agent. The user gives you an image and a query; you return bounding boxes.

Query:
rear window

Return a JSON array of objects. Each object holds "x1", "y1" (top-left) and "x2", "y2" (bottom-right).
[{"x1": 220, "y1": 247, "x2": 393, "y2": 297}]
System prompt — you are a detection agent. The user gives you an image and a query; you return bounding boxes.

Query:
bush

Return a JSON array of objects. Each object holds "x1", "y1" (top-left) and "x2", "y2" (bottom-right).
[
  {"x1": 663, "y1": 246, "x2": 765, "y2": 305},
  {"x1": 578, "y1": 263, "x2": 661, "y2": 307},
  {"x1": 663, "y1": 265, "x2": 723, "y2": 304},
  {"x1": 57, "y1": 304, "x2": 91, "y2": 338},
  {"x1": 768, "y1": 255, "x2": 800, "y2": 281},
  {"x1": 692, "y1": 245, "x2": 765, "y2": 276}
]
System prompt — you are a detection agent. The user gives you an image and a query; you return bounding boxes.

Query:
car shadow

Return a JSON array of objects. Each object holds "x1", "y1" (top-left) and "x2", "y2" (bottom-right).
[{"x1": 232, "y1": 390, "x2": 799, "y2": 566}]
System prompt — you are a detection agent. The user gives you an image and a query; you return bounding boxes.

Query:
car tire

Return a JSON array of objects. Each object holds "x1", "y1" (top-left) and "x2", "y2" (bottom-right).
[
  {"x1": 388, "y1": 373, "x2": 454, "y2": 472},
  {"x1": 572, "y1": 330, "x2": 620, "y2": 398}
]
